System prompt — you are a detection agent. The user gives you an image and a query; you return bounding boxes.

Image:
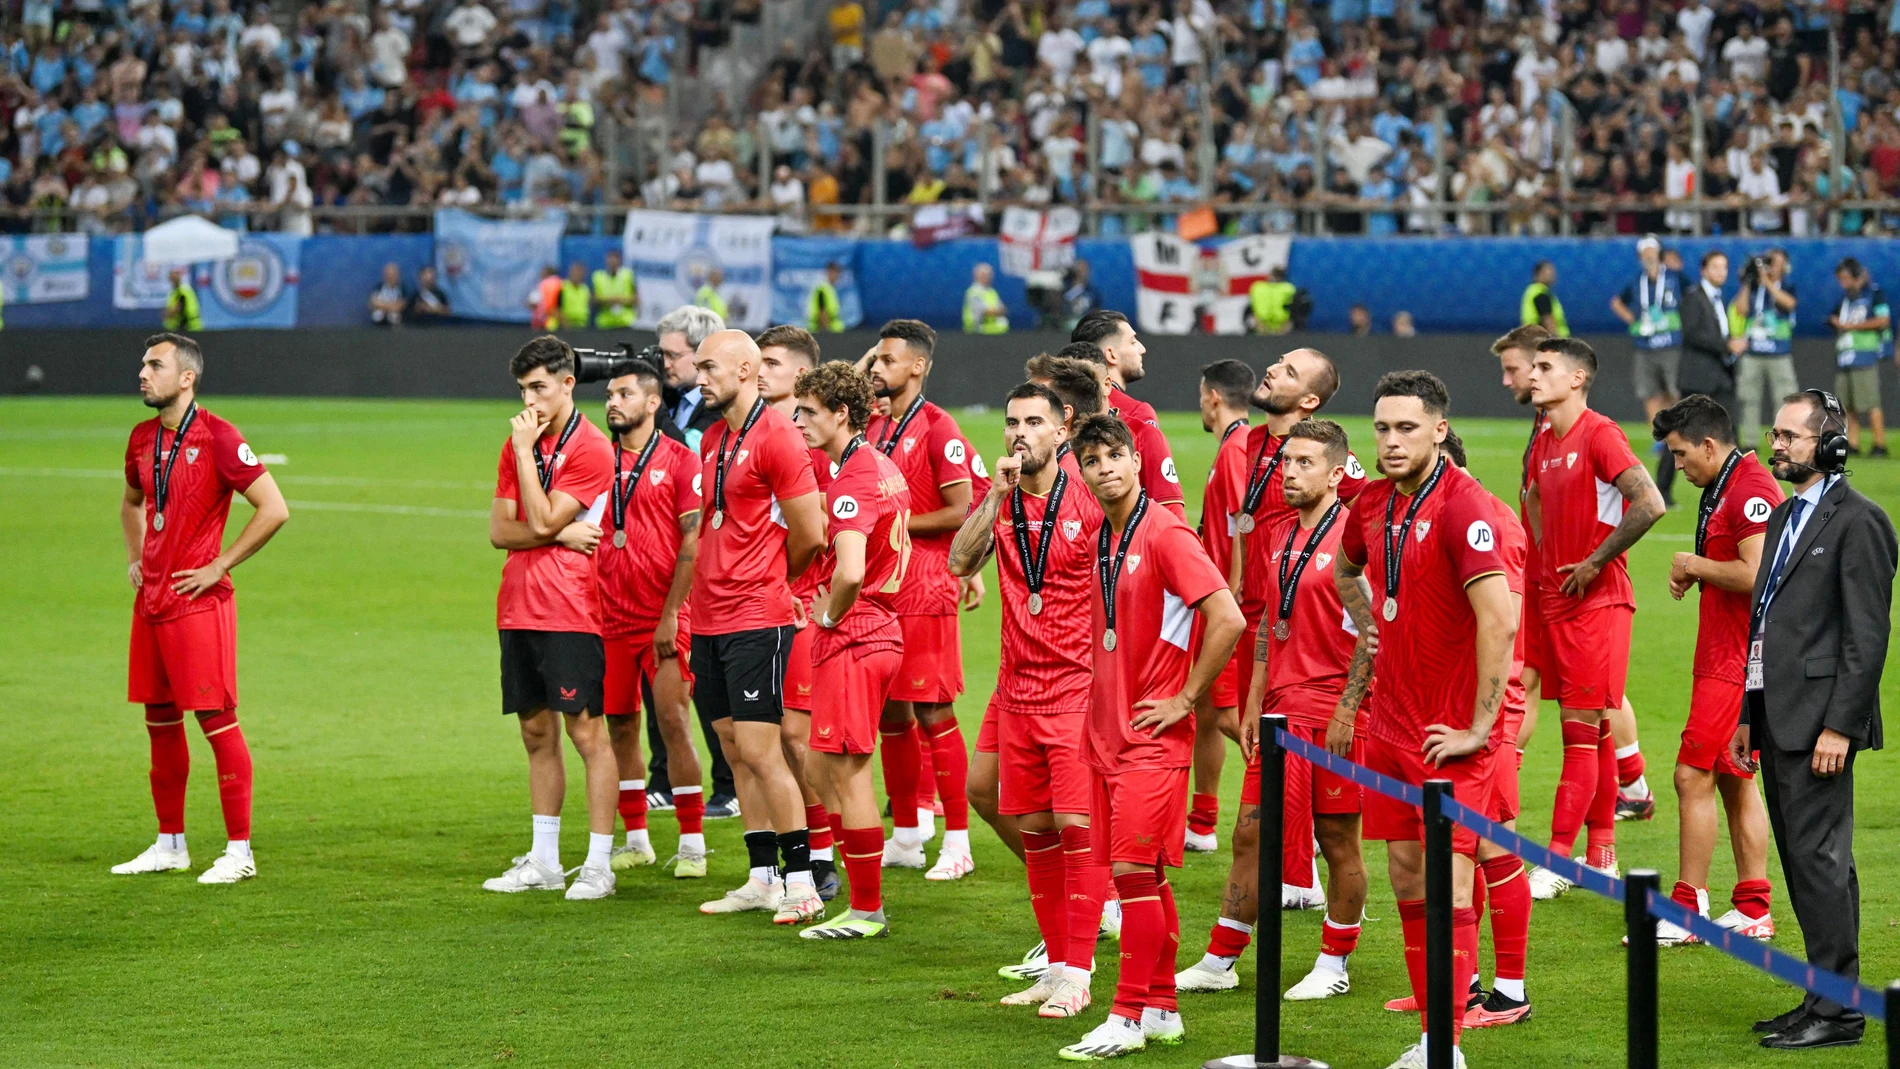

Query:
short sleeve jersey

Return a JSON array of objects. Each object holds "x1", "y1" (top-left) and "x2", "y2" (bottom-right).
[
  {"x1": 495, "y1": 415, "x2": 615, "y2": 633},
  {"x1": 1518, "y1": 412, "x2": 1547, "y2": 587},
  {"x1": 992, "y1": 471, "x2": 1106, "y2": 715},
  {"x1": 695, "y1": 403, "x2": 820, "y2": 635},
  {"x1": 1086, "y1": 504, "x2": 1229, "y2": 773},
  {"x1": 1694, "y1": 458, "x2": 1782, "y2": 682},
  {"x1": 124, "y1": 408, "x2": 266, "y2": 623},
  {"x1": 867, "y1": 400, "x2": 988, "y2": 616},
  {"x1": 1237, "y1": 424, "x2": 1369, "y2": 618},
  {"x1": 788, "y1": 445, "x2": 832, "y2": 606},
  {"x1": 1111, "y1": 385, "x2": 1186, "y2": 517},
  {"x1": 1488, "y1": 492, "x2": 1530, "y2": 721},
  {"x1": 1528, "y1": 408, "x2": 1641, "y2": 622},
  {"x1": 1198, "y1": 419, "x2": 1251, "y2": 578},
  {"x1": 1262, "y1": 505, "x2": 1356, "y2": 728},
  {"x1": 813, "y1": 445, "x2": 910, "y2": 660},
  {"x1": 594, "y1": 433, "x2": 700, "y2": 639},
  {"x1": 1340, "y1": 464, "x2": 1509, "y2": 752}
]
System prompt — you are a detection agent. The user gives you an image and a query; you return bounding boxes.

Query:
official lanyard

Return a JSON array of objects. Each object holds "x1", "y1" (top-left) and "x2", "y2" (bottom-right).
[
  {"x1": 1693, "y1": 449, "x2": 1747, "y2": 557},
  {"x1": 710, "y1": 396, "x2": 766, "y2": 530},
  {"x1": 1238, "y1": 435, "x2": 1290, "y2": 533},
  {"x1": 1220, "y1": 418, "x2": 1248, "y2": 446},
  {"x1": 1274, "y1": 499, "x2": 1342, "y2": 640},
  {"x1": 1521, "y1": 410, "x2": 1546, "y2": 497},
  {"x1": 532, "y1": 408, "x2": 582, "y2": 493},
  {"x1": 1381, "y1": 456, "x2": 1448, "y2": 622},
  {"x1": 1096, "y1": 491, "x2": 1150, "y2": 651},
  {"x1": 1754, "y1": 477, "x2": 1833, "y2": 630},
  {"x1": 1011, "y1": 470, "x2": 1069, "y2": 616},
  {"x1": 1638, "y1": 269, "x2": 1667, "y2": 313},
  {"x1": 610, "y1": 429, "x2": 663, "y2": 548},
  {"x1": 876, "y1": 394, "x2": 926, "y2": 456},
  {"x1": 150, "y1": 401, "x2": 199, "y2": 532}
]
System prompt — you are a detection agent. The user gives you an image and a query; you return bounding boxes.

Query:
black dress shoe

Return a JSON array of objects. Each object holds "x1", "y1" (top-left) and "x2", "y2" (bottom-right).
[
  {"x1": 1753, "y1": 1006, "x2": 1806, "y2": 1034},
  {"x1": 1761, "y1": 1015, "x2": 1864, "y2": 1050}
]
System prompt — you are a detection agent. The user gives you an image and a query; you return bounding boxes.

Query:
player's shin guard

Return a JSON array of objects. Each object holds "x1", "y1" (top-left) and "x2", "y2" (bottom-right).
[
  {"x1": 1732, "y1": 878, "x2": 1772, "y2": 920},
  {"x1": 1024, "y1": 831, "x2": 1069, "y2": 968},
  {"x1": 880, "y1": 726, "x2": 922, "y2": 832},
  {"x1": 1111, "y1": 869, "x2": 1163, "y2": 1020},
  {"x1": 1585, "y1": 723, "x2": 1618, "y2": 867},
  {"x1": 1398, "y1": 899, "x2": 1429, "y2": 1030},
  {"x1": 779, "y1": 828, "x2": 812, "y2": 883},
  {"x1": 1451, "y1": 907, "x2": 1480, "y2": 1043},
  {"x1": 145, "y1": 705, "x2": 189, "y2": 835},
  {"x1": 1188, "y1": 792, "x2": 1220, "y2": 838},
  {"x1": 198, "y1": 710, "x2": 252, "y2": 841},
  {"x1": 1208, "y1": 917, "x2": 1253, "y2": 961},
  {"x1": 1481, "y1": 855, "x2": 1531, "y2": 984},
  {"x1": 673, "y1": 785, "x2": 706, "y2": 835},
  {"x1": 841, "y1": 827, "x2": 884, "y2": 912},
  {"x1": 1149, "y1": 875, "x2": 1181, "y2": 1012},
  {"x1": 926, "y1": 716, "x2": 969, "y2": 832},
  {"x1": 1319, "y1": 915, "x2": 1361, "y2": 960},
  {"x1": 618, "y1": 779, "x2": 649, "y2": 833},
  {"x1": 806, "y1": 803, "x2": 834, "y2": 853},
  {"x1": 913, "y1": 721, "x2": 936, "y2": 806},
  {"x1": 1548, "y1": 721, "x2": 1598, "y2": 856},
  {"x1": 1616, "y1": 742, "x2": 1646, "y2": 789},
  {"x1": 1063, "y1": 825, "x2": 1108, "y2": 972}
]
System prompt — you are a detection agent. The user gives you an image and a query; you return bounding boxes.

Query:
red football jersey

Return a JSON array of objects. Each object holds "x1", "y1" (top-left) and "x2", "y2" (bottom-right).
[
  {"x1": 594, "y1": 432, "x2": 701, "y2": 639},
  {"x1": 1488, "y1": 492, "x2": 1530, "y2": 717},
  {"x1": 992, "y1": 472, "x2": 1106, "y2": 715},
  {"x1": 124, "y1": 408, "x2": 266, "y2": 623},
  {"x1": 789, "y1": 445, "x2": 832, "y2": 607},
  {"x1": 1340, "y1": 464, "x2": 1510, "y2": 752},
  {"x1": 1262, "y1": 504, "x2": 1356, "y2": 729},
  {"x1": 1528, "y1": 408, "x2": 1642, "y2": 622},
  {"x1": 1236, "y1": 424, "x2": 1369, "y2": 618},
  {"x1": 1694, "y1": 457, "x2": 1782, "y2": 682},
  {"x1": 1199, "y1": 419, "x2": 1251, "y2": 579},
  {"x1": 695, "y1": 403, "x2": 820, "y2": 635},
  {"x1": 1111, "y1": 385, "x2": 1185, "y2": 517},
  {"x1": 867, "y1": 400, "x2": 988, "y2": 616},
  {"x1": 494, "y1": 415, "x2": 614, "y2": 633},
  {"x1": 813, "y1": 444, "x2": 910, "y2": 660},
  {"x1": 1086, "y1": 505, "x2": 1229, "y2": 773}
]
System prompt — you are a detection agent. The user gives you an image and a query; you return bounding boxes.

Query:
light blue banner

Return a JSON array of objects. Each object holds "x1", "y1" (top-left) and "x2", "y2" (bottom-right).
[
  {"x1": 2, "y1": 234, "x2": 89, "y2": 304},
  {"x1": 434, "y1": 209, "x2": 567, "y2": 323},
  {"x1": 197, "y1": 234, "x2": 301, "y2": 330},
  {"x1": 771, "y1": 238, "x2": 862, "y2": 331}
]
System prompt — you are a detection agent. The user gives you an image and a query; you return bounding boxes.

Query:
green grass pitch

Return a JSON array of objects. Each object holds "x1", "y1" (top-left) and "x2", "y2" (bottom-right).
[{"x1": 2, "y1": 396, "x2": 1897, "y2": 1069}]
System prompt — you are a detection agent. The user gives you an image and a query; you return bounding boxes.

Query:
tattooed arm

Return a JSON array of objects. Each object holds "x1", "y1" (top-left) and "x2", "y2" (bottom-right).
[
  {"x1": 1328, "y1": 555, "x2": 1377, "y2": 756},
  {"x1": 1557, "y1": 463, "x2": 1665, "y2": 597},
  {"x1": 1422, "y1": 573, "x2": 1517, "y2": 765},
  {"x1": 947, "y1": 482, "x2": 1004, "y2": 577}
]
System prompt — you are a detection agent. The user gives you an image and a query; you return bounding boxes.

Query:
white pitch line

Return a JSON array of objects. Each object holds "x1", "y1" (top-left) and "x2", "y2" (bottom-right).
[
  {"x1": 285, "y1": 500, "x2": 489, "y2": 519},
  {"x1": 0, "y1": 466, "x2": 489, "y2": 491}
]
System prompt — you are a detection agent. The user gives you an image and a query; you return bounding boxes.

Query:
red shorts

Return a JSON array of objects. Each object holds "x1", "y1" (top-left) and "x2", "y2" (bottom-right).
[
  {"x1": 1090, "y1": 766, "x2": 1190, "y2": 869},
  {"x1": 782, "y1": 624, "x2": 816, "y2": 713},
  {"x1": 602, "y1": 622, "x2": 694, "y2": 717},
  {"x1": 1192, "y1": 611, "x2": 1249, "y2": 709},
  {"x1": 1360, "y1": 734, "x2": 1495, "y2": 856},
  {"x1": 975, "y1": 702, "x2": 999, "y2": 754},
  {"x1": 1540, "y1": 604, "x2": 1632, "y2": 710},
  {"x1": 1491, "y1": 710, "x2": 1523, "y2": 822},
  {"x1": 1680, "y1": 675, "x2": 1753, "y2": 778},
  {"x1": 810, "y1": 648, "x2": 901, "y2": 755},
  {"x1": 128, "y1": 600, "x2": 237, "y2": 712},
  {"x1": 1520, "y1": 581, "x2": 1548, "y2": 678},
  {"x1": 1241, "y1": 721, "x2": 1362, "y2": 816},
  {"x1": 997, "y1": 706, "x2": 1091, "y2": 816},
  {"x1": 890, "y1": 614, "x2": 963, "y2": 704}
]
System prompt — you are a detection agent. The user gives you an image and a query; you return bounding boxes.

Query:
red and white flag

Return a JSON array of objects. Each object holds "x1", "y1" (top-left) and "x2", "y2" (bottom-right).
[
  {"x1": 1208, "y1": 235, "x2": 1291, "y2": 334},
  {"x1": 1132, "y1": 232, "x2": 1196, "y2": 335},
  {"x1": 998, "y1": 207, "x2": 1080, "y2": 277}
]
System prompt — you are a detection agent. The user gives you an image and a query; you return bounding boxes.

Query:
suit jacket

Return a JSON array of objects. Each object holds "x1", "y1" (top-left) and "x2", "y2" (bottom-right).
[
  {"x1": 662, "y1": 385, "x2": 720, "y2": 448},
  {"x1": 1678, "y1": 279, "x2": 1735, "y2": 397},
  {"x1": 1747, "y1": 476, "x2": 1898, "y2": 753}
]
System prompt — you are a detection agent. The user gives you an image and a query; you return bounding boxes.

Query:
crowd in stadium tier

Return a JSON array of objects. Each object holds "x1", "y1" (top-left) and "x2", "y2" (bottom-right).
[{"x1": 3, "y1": 0, "x2": 1900, "y2": 235}]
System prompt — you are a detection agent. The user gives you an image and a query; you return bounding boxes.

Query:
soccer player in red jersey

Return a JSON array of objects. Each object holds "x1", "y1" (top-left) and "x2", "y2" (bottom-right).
[
  {"x1": 483, "y1": 337, "x2": 620, "y2": 900},
  {"x1": 788, "y1": 362, "x2": 912, "y2": 939},
  {"x1": 1177, "y1": 419, "x2": 1370, "y2": 1001},
  {"x1": 588, "y1": 357, "x2": 706, "y2": 877},
  {"x1": 863, "y1": 319, "x2": 990, "y2": 880},
  {"x1": 115, "y1": 334, "x2": 289, "y2": 885},
  {"x1": 1184, "y1": 360, "x2": 1254, "y2": 855},
  {"x1": 1651, "y1": 395, "x2": 1779, "y2": 943},
  {"x1": 689, "y1": 330, "x2": 829, "y2": 923},
  {"x1": 1060, "y1": 415, "x2": 1244, "y2": 1062},
  {"x1": 1491, "y1": 326, "x2": 1551, "y2": 751},
  {"x1": 1335, "y1": 371, "x2": 1518, "y2": 1069},
  {"x1": 1065, "y1": 313, "x2": 1185, "y2": 517},
  {"x1": 950, "y1": 384, "x2": 1110, "y2": 1017},
  {"x1": 1521, "y1": 338, "x2": 1666, "y2": 898}
]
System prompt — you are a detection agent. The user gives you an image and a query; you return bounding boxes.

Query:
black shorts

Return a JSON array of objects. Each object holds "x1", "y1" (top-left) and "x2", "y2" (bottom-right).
[
  {"x1": 500, "y1": 630, "x2": 605, "y2": 716},
  {"x1": 690, "y1": 626, "x2": 795, "y2": 724}
]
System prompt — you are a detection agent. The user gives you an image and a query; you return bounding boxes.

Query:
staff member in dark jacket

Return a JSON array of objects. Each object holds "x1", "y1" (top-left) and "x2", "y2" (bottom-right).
[
  {"x1": 1667, "y1": 250, "x2": 1747, "y2": 502},
  {"x1": 1733, "y1": 389, "x2": 1897, "y2": 1051}
]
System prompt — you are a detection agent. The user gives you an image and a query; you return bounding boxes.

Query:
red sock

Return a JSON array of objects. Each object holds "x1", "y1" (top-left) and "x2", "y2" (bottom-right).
[
  {"x1": 1148, "y1": 874, "x2": 1180, "y2": 1013},
  {"x1": 1208, "y1": 917, "x2": 1253, "y2": 959},
  {"x1": 913, "y1": 722, "x2": 936, "y2": 810},
  {"x1": 618, "y1": 782, "x2": 648, "y2": 833},
  {"x1": 1482, "y1": 855, "x2": 1531, "y2": 983},
  {"x1": 1188, "y1": 792, "x2": 1220, "y2": 836},
  {"x1": 1023, "y1": 831, "x2": 1069, "y2": 967},
  {"x1": 1732, "y1": 878, "x2": 1773, "y2": 919},
  {"x1": 1617, "y1": 745, "x2": 1646, "y2": 788},
  {"x1": 1672, "y1": 880, "x2": 1704, "y2": 912},
  {"x1": 1549, "y1": 721, "x2": 1598, "y2": 855},
  {"x1": 806, "y1": 803, "x2": 833, "y2": 852},
  {"x1": 1398, "y1": 898, "x2": 1429, "y2": 1031},
  {"x1": 1111, "y1": 869, "x2": 1163, "y2": 1020},
  {"x1": 674, "y1": 786, "x2": 705, "y2": 835},
  {"x1": 1470, "y1": 862, "x2": 1487, "y2": 920},
  {"x1": 828, "y1": 810, "x2": 847, "y2": 846},
  {"x1": 1320, "y1": 915, "x2": 1361, "y2": 958},
  {"x1": 145, "y1": 705, "x2": 188, "y2": 835},
  {"x1": 198, "y1": 710, "x2": 252, "y2": 841},
  {"x1": 926, "y1": 716, "x2": 969, "y2": 832},
  {"x1": 1451, "y1": 906, "x2": 1480, "y2": 1043},
  {"x1": 1063, "y1": 825, "x2": 1107, "y2": 972},
  {"x1": 880, "y1": 727, "x2": 920, "y2": 829},
  {"x1": 1585, "y1": 723, "x2": 1618, "y2": 866},
  {"x1": 841, "y1": 826, "x2": 884, "y2": 912}
]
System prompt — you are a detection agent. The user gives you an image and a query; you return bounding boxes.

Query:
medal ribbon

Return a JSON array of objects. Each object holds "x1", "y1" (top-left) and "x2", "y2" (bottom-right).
[
  {"x1": 876, "y1": 393, "x2": 927, "y2": 456},
  {"x1": 1010, "y1": 470, "x2": 1068, "y2": 604},
  {"x1": 1382, "y1": 455, "x2": 1448, "y2": 609},
  {"x1": 711, "y1": 396, "x2": 767, "y2": 519},
  {"x1": 1240, "y1": 434, "x2": 1291, "y2": 518},
  {"x1": 1276, "y1": 500, "x2": 1343, "y2": 631},
  {"x1": 533, "y1": 407, "x2": 583, "y2": 493},
  {"x1": 1220, "y1": 418, "x2": 1247, "y2": 445},
  {"x1": 1096, "y1": 491, "x2": 1150, "y2": 643},
  {"x1": 611, "y1": 428, "x2": 664, "y2": 537},
  {"x1": 151, "y1": 401, "x2": 199, "y2": 522},
  {"x1": 1694, "y1": 449, "x2": 1747, "y2": 558}
]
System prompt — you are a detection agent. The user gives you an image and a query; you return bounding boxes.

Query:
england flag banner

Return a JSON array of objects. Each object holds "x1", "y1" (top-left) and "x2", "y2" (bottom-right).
[
  {"x1": 2, "y1": 235, "x2": 89, "y2": 304},
  {"x1": 998, "y1": 206, "x2": 1080, "y2": 277},
  {"x1": 1208, "y1": 235, "x2": 1291, "y2": 334},
  {"x1": 1132, "y1": 232, "x2": 1197, "y2": 335},
  {"x1": 623, "y1": 211, "x2": 774, "y2": 330}
]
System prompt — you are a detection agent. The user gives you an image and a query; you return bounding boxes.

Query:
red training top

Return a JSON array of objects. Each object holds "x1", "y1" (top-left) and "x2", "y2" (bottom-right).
[
  {"x1": 1695, "y1": 457, "x2": 1782, "y2": 682},
  {"x1": 1262, "y1": 503, "x2": 1357, "y2": 729},
  {"x1": 1199, "y1": 418, "x2": 1251, "y2": 581},
  {"x1": 813, "y1": 443, "x2": 910, "y2": 660},
  {"x1": 1236, "y1": 424, "x2": 1369, "y2": 619},
  {"x1": 991, "y1": 469, "x2": 1106, "y2": 715},
  {"x1": 494, "y1": 414, "x2": 614, "y2": 633},
  {"x1": 866, "y1": 399, "x2": 988, "y2": 617},
  {"x1": 594, "y1": 431, "x2": 701, "y2": 639},
  {"x1": 124, "y1": 407, "x2": 267, "y2": 623},
  {"x1": 1110, "y1": 385, "x2": 1186, "y2": 517},
  {"x1": 694, "y1": 402, "x2": 820, "y2": 635},
  {"x1": 1528, "y1": 407, "x2": 1642, "y2": 622}
]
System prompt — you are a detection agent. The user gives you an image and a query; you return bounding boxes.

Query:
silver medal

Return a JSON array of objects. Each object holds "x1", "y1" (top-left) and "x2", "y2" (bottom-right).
[
  {"x1": 1382, "y1": 597, "x2": 1398, "y2": 622},
  {"x1": 1237, "y1": 514, "x2": 1255, "y2": 534},
  {"x1": 613, "y1": 530, "x2": 627, "y2": 548},
  {"x1": 1273, "y1": 619, "x2": 1290, "y2": 641},
  {"x1": 1028, "y1": 592, "x2": 1043, "y2": 616},
  {"x1": 1102, "y1": 628, "x2": 1117, "y2": 651},
  {"x1": 152, "y1": 513, "x2": 164, "y2": 532},
  {"x1": 711, "y1": 510, "x2": 725, "y2": 530}
]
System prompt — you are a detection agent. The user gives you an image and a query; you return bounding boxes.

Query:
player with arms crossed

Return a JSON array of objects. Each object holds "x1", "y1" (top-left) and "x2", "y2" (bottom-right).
[
  {"x1": 790, "y1": 362, "x2": 912, "y2": 939},
  {"x1": 1059, "y1": 415, "x2": 1244, "y2": 1062},
  {"x1": 1177, "y1": 419, "x2": 1370, "y2": 999},
  {"x1": 1065, "y1": 313, "x2": 1185, "y2": 518},
  {"x1": 951, "y1": 383, "x2": 1110, "y2": 1018},
  {"x1": 116, "y1": 333, "x2": 289, "y2": 884},
  {"x1": 484, "y1": 336, "x2": 620, "y2": 900},
  {"x1": 1335, "y1": 371, "x2": 1519, "y2": 1069},
  {"x1": 1521, "y1": 338, "x2": 1667, "y2": 899},
  {"x1": 1651, "y1": 395, "x2": 1780, "y2": 941}
]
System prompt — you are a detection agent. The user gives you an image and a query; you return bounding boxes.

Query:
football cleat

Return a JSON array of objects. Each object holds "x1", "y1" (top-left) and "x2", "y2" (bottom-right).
[
  {"x1": 1058, "y1": 1014, "x2": 1145, "y2": 1061},
  {"x1": 1386, "y1": 982, "x2": 1484, "y2": 1013},
  {"x1": 1000, "y1": 976, "x2": 1060, "y2": 1006},
  {"x1": 645, "y1": 788, "x2": 675, "y2": 812},
  {"x1": 1099, "y1": 898, "x2": 1123, "y2": 939},
  {"x1": 1282, "y1": 881, "x2": 1326, "y2": 910},
  {"x1": 1038, "y1": 978, "x2": 1093, "y2": 1018},
  {"x1": 112, "y1": 843, "x2": 191, "y2": 875},
  {"x1": 800, "y1": 911, "x2": 888, "y2": 939},
  {"x1": 609, "y1": 842, "x2": 657, "y2": 871},
  {"x1": 196, "y1": 852, "x2": 256, "y2": 885},
  {"x1": 704, "y1": 793, "x2": 741, "y2": 819},
  {"x1": 1384, "y1": 1041, "x2": 1466, "y2": 1069},
  {"x1": 1615, "y1": 794, "x2": 1656, "y2": 821},
  {"x1": 482, "y1": 855, "x2": 564, "y2": 893},
  {"x1": 666, "y1": 847, "x2": 708, "y2": 879},
  {"x1": 1000, "y1": 940, "x2": 1049, "y2": 981},
  {"x1": 813, "y1": 860, "x2": 841, "y2": 901},
  {"x1": 882, "y1": 838, "x2": 927, "y2": 869},
  {"x1": 699, "y1": 876, "x2": 783, "y2": 914},
  {"x1": 563, "y1": 863, "x2": 616, "y2": 900},
  {"x1": 773, "y1": 882, "x2": 825, "y2": 925},
  {"x1": 924, "y1": 843, "x2": 975, "y2": 881},
  {"x1": 1528, "y1": 865, "x2": 1572, "y2": 901},
  {"x1": 1715, "y1": 909, "x2": 1775, "y2": 940},
  {"x1": 1175, "y1": 959, "x2": 1240, "y2": 993},
  {"x1": 1284, "y1": 964, "x2": 1351, "y2": 1001},
  {"x1": 1184, "y1": 830, "x2": 1219, "y2": 853},
  {"x1": 1139, "y1": 1008, "x2": 1184, "y2": 1045},
  {"x1": 1464, "y1": 990, "x2": 1533, "y2": 1028}
]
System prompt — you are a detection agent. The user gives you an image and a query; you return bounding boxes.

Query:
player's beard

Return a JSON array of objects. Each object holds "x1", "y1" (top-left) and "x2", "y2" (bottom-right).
[
  {"x1": 1120, "y1": 361, "x2": 1143, "y2": 385},
  {"x1": 608, "y1": 412, "x2": 648, "y2": 438},
  {"x1": 142, "y1": 387, "x2": 178, "y2": 410},
  {"x1": 1251, "y1": 389, "x2": 1295, "y2": 416},
  {"x1": 1017, "y1": 441, "x2": 1054, "y2": 476},
  {"x1": 1513, "y1": 386, "x2": 1534, "y2": 406},
  {"x1": 1284, "y1": 484, "x2": 1323, "y2": 511},
  {"x1": 871, "y1": 375, "x2": 895, "y2": 399}
]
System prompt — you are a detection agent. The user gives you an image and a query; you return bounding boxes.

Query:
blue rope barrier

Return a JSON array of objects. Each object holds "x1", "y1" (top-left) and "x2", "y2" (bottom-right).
[{"x1": 1270, "y1": 727, "x2": 1889, "y2": 1023}]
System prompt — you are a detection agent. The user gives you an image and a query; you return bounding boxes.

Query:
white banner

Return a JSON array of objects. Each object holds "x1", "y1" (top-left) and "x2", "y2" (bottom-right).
[
  {"x1": 998, "y1": 206, "x2": 1080, "y2": 277},
  {"x1": 1209, "y1": 235, "x2": 1291, "y2": 335},
  {"x1": 623, "y1": 211, "x2": 775, "y2": 330},
  {"x1": 1131, "y1": 232, "x2": 1197, "y2": 335},
  {"x1": 113, "y1": 235, "x2": 175, "y2": 309},
  {"x1": 2, "y1": 234, "x2": 89, "y2": 304}
]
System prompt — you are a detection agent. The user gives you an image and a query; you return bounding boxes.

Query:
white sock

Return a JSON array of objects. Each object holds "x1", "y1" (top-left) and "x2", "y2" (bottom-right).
[
  {"x1": 1317, "y1": 952, "x2": 1348, "y2": 974},
  {"x1": 586, "y1": 832, "x2": 613, "y2": 869},
  {"x1": 1614, "y1": 742, "x2": 1641, "y2": 759},
  {"x1": 673, "y1": 785, "x2": 703, "y2": 799},
  {"x1": 619, "y1": 778, "x2": 645, "y2": 792},
  {"x1": 1493, "y1": 977, "x2": 1526, "y2": 1001},
  {"x1": 531, "y1": 814, "x2": 561, "y2": 870},
  {"x1": 1623, "y1": 773, "x2": 1651, "y2": 798},
  {"x1": 159, "y1": 833, "x2": 186, "y2": 852},
  {"x1": 1065, "y1": 965, "x2": 1091, "y2": 985},
  {"x1": 225, "y1": 839, "x2": 252, "y2": 860},
  {"x1": 749, "y1": 865, "x2": 777, "y2": 885},
  {"x1": 625, "y1": 828, "x2": 651, "y2": 850},
  {"x1": 811, "y1": 845, "x2": 835, "y2": 862},
  {"x1": 942, "y1": 829, "x2": 970, "y2": 851},
  {"x1": 1140, "y1": 1008, "x2": 1178, "y2": 1026},
  {"x1": 1201, "y1": 952, "x2": 1238, "y2": 971},
  {"x1": 786, "y1": 869, "x2": 815, "y2": 889},
  {"x1": 1217, "y1": 916, "x2": 1254, "y2": 935},
  {"x1": 679, "y1": 832, "x2": 705, "y2": 854},
  {"x1": 918, "y1": 807, "x2": 937, "y2": 839},
  {"x1": 893, "y1": 825, "x2": 922, "y2": 848},
  {"x1": 1045, "y1": 959, "x2": 1066, "y2": 976}
]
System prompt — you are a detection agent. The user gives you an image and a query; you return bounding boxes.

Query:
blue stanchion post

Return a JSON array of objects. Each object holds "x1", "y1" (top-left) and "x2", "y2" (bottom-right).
[
  {"x1": 1422, "y1": 780, "x2": 1454, "y2": 1069},
  {"x1": 1625, "y1": 870, "x2": 1660, "y2": 1069}
]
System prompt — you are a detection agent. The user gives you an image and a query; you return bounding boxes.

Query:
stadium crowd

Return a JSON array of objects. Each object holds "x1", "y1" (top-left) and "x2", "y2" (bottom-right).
[{"x1": 4, "y1": 0, "x2": 1900, "y2": 235}]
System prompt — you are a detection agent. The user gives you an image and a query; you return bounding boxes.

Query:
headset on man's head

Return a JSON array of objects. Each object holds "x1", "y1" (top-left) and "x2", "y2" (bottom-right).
[{"x1": 1805, "y1": 388, "x2": 1851, "y2": 476}]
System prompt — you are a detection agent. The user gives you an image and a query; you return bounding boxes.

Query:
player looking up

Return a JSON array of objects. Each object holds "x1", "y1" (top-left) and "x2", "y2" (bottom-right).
[{"x1": 1066, "y1": 313, "x2": 1185, "y2": 517}]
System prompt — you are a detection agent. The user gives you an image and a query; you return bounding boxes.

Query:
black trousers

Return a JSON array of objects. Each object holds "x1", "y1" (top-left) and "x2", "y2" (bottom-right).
[
  {"x1": 1752, "y1": 691, "x2": 1864, "y2": 1024},
  {"x1": 641, "y1": 674, "x2": 737, "y2": 797}
]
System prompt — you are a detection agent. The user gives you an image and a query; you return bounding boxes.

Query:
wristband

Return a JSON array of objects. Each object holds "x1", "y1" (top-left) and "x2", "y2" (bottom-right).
[{"x1": 818, "y1": 610, "x2": 837, "y2": 629}]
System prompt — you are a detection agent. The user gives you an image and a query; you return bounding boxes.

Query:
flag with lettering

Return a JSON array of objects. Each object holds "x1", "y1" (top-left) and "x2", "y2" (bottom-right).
[{"x1": 1132, "y1": 232, "x2": 1197, "y2": 335}]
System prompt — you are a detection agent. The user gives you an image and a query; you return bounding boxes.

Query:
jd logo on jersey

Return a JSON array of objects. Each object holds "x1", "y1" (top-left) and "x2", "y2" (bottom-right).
[{"x1": 1744, "y1": 497, "x2": 1772, "y2": 523}]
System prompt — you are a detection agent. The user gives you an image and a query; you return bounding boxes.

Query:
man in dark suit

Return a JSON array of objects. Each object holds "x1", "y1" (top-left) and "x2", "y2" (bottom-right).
[
  {"x1": 1733, "y1": 390, "x2": 1897, "y2": 1050},
  {"x1": 1665, "y1": 250, "x2": 1746, "y2": 502}
]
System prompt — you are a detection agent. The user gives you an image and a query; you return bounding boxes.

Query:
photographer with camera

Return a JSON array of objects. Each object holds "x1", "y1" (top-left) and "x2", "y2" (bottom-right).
[{"x1": 1733, "y1": 249, "x2": 1799, "y2": 450}]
